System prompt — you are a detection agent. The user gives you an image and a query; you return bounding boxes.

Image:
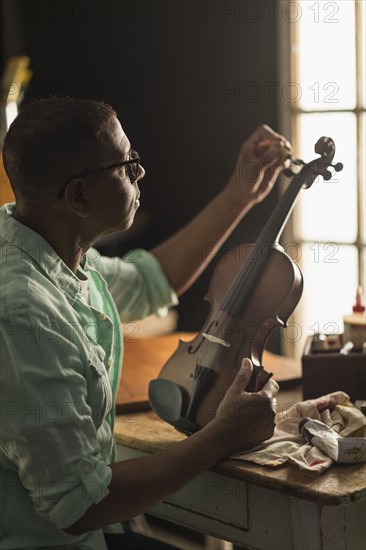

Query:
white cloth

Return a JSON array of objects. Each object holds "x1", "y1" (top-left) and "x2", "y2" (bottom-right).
[{"x1": 232, "y1": 391, "x2": 366, "y2": 474}]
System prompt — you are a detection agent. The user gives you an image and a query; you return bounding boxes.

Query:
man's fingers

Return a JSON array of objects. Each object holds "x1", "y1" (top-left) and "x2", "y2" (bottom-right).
[
  {"x1": 253, "y1": 124, "x2": 292, "y2": 150},
  {"x1": 256, "y1": 141, "x2": 291, "y2": 167},
  {"x1": 232, "y1": 358, "x2": 253, "y2": 391},
  {"x1": 255, "y1": 164, "x2": 283, "y2": 195},
  {"x1": 258, "y1": 377, "x2": 279, "y2": 399}
]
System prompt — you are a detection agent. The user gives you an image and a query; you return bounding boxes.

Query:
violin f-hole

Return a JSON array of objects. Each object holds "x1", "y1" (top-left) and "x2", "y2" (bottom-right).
[{"x1": 188, "y1": 320, "x2": 218, "y2": 354}]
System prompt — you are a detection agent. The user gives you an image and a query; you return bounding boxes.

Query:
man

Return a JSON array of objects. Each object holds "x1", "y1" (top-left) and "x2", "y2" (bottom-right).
[{"x1": 0, "y1": 98, "x2": 289, "y2": 549}]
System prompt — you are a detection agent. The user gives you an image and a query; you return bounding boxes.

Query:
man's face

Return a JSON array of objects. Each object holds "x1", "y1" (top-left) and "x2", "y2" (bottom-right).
[{"x1": 87, "y1": 116, "x2": 145, "y2": 236}]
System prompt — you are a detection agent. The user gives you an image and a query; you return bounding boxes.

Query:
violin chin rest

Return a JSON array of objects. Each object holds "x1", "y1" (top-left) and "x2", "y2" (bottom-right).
[{"x1": 148, "y1": 379, "x2": 198, "y2": 434}]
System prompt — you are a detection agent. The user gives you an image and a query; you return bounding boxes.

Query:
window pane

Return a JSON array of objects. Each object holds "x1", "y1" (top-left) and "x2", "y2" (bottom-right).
[
  {"x1": 296, "y1": 1, "x2": 356, "y2": 110},
  {"x1": 293, "y1": 112, "x2": 357, "y2": 242},
  {"x1": 360, "y1": 0, "x2": 366, "y2": 108},
  {"x1": 289, "y1": 244, "x2": 358, "y2": 357}
]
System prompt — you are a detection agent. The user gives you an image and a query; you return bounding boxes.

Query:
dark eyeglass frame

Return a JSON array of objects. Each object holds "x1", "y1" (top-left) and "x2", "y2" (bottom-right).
[{"x1": 57, "y1": 150, "x2": 140, "y2": 199}]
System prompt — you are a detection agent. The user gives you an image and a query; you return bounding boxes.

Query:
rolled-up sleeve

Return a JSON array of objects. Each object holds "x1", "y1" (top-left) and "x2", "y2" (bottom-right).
[
  {"x1": 88, "y1": 248, "x2": 178, "y2": 322},
  {"x1": 0, "y1": 310, "x2": 112, "y2": 530}
]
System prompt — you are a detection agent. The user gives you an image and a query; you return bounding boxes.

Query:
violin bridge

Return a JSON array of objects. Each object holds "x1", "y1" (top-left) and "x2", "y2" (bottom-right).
[{"x1": 201, "y1": 333, "x2": 231, "y2": 348}]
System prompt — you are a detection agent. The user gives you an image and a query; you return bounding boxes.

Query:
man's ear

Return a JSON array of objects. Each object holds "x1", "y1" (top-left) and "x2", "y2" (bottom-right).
[{"x1": 63, "y1": 178, "x2": 91, "y2": 217}]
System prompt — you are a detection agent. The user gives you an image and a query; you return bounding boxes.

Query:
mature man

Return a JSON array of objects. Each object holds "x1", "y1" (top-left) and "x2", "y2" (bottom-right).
[{"x1": 0, "y1": 98, "x2": 289, "y2": 549}]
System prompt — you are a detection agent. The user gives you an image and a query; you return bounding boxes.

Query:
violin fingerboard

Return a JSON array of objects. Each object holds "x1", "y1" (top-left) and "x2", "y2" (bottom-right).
[{"x1": 246, "y1": 365, "x2": 273, "y2": 392}]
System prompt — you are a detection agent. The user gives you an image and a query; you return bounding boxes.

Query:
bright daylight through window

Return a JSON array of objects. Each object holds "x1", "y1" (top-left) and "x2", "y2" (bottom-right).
[{"x1": 278, "y1": 0, "x2": 365, "y2": 356}]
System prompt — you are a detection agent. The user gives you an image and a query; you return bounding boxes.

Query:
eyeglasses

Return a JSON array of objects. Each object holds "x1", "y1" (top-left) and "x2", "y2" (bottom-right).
[{"x1": 57, "y1": 149, "x2": 140, "y2": 199}]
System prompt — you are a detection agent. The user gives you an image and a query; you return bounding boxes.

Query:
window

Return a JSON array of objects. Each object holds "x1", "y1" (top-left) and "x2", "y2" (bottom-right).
[{"x1": 278, "y1": 0, "x2": 365, "y2": 356}]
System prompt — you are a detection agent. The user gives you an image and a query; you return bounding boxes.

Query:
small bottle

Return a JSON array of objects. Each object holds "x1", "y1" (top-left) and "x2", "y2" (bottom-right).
[{"x1": 343, "y1": 286, "x2": 366, "y2": 351}]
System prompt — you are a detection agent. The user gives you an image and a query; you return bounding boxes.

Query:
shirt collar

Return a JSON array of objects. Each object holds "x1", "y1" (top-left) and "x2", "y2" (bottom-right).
[{"x1": 0, "y1": 203, "x2": 89, "y2": 303}]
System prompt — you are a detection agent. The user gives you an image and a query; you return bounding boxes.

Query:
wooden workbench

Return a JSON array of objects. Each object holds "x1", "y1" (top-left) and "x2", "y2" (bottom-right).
[
  {"x1": 114, "y1": 333, "x2": 366, "y2": 550},
  {"x1": 115, "y1": 410, "x2": 366, "y2": 549}
]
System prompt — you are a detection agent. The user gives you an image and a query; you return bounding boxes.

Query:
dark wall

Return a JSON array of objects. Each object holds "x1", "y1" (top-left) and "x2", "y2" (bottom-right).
[{"x1": 2, "y1": 0, "x2": 281, "y2": 342}]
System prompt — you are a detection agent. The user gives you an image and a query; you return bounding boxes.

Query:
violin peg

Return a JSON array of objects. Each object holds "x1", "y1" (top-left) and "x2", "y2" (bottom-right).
[
  {"x1": 333, "y1": 162, "x2": 344, "y2": 172},
  {"x1": 323, "y1": 170, "x2": 332, "y2": 181}
]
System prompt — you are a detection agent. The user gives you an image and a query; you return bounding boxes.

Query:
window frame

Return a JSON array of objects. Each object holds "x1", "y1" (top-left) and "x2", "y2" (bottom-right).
[{"x1": 277, "y1": 0, "x2": 365, "y2": 357}]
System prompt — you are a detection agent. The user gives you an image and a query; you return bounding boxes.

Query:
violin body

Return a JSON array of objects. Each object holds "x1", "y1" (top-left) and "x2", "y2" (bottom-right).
[
  {"x1": 155, "y1": 244, "x2": 303, "y2": 430},
  {"x1": 149, "y1": 137, "x2": 343, "y2": 434}
]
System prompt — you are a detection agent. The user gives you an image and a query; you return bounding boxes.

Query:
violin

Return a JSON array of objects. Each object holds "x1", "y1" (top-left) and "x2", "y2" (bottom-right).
[{"x1": 148, "y1": 137, "x2": 343, "y2": 434}]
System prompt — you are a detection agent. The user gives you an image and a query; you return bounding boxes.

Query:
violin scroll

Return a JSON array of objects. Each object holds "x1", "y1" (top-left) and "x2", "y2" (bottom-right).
[{"x1": 283, "y1": 136, "x2": 343, "y2": 188}]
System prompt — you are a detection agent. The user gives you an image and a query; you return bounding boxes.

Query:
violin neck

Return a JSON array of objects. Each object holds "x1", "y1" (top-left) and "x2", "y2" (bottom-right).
[
  {"x1": 221, "y1": 174, "x2": 304, "y2": 316},
  {"x1": 257, "y1": 172, "x2": 304, "y2": 248}
]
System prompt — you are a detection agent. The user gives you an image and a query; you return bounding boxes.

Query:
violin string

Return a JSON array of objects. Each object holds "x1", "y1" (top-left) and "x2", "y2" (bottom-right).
[
  {"x1": 239, "y1": 179, "x2": 302, "y2": 304},
  {"x1": 221, "y1": 176, "x2": 303, "y2": 317}
]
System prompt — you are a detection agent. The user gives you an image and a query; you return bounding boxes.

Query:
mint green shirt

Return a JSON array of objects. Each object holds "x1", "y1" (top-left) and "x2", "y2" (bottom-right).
[{"x1": 0, "y1": 203, "x2": 178, "y2": 549}]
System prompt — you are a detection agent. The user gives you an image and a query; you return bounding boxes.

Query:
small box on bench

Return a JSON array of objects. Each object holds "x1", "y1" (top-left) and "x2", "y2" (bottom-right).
[{"x1": 301, "y1": 334, "x2": 366, "y2": 402}]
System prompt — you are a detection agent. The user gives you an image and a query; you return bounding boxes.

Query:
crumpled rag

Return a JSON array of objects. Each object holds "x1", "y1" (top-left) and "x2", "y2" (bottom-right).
[{"x1": 232, "y1": 391, "x2": 366, "y2": 474}]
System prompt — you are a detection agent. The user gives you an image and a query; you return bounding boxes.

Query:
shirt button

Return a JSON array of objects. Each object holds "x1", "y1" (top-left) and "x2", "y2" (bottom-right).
[
  {"x1": 80, "y1": 460, "x2": 93, "y2": 474},
  {"x1": 100, "y1": 312, "x2": 107, "y2": 321}
]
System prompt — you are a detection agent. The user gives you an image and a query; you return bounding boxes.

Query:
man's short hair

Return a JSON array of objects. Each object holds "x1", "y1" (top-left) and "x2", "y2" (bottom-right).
[{"x1": 2, "y1": 97, "x2": 117, "y2": 199}]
